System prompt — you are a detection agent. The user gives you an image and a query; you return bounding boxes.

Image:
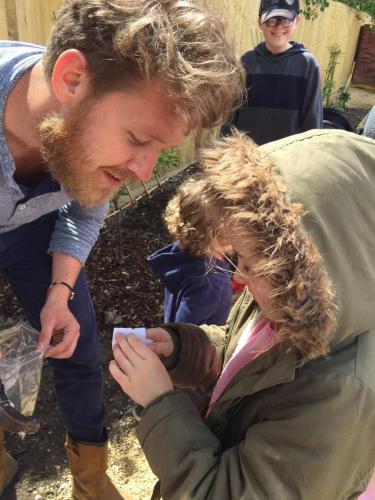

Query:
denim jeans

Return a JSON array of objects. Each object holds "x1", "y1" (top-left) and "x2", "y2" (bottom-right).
[{"x1": 0, "y1": 211, "x2": 105, "y2": 442}]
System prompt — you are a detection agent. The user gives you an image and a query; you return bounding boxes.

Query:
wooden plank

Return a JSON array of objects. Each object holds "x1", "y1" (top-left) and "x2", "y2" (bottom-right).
[
  {"x1": 7, "y1": 0, "x2": 18, "y2": 39},
  {"x1": 0, "y1": 0, "x2": 8, "y2": 39},
  {"x1": 0, "y1": 0, "x2": 19, "y2": 40},
  {"x1": 15, "y1": 0, "x2": 62, "y2": 45}
]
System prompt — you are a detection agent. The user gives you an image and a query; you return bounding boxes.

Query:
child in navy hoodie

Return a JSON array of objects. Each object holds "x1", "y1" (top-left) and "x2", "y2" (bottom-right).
[
  {"x1": 148, "y1": 178, "x2": 232, "y2": 326},
  {"x1": 222, "y1": 0, "x2": 322, "y2": 145},
  {"x1": 133, "y1": 179, "x2": 233, "y2": 420}
]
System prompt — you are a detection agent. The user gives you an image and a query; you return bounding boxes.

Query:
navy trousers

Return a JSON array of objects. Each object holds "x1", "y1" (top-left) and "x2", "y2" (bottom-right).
[{"x1": 0, "y1": 212, "x2": 105, "y2": 442}]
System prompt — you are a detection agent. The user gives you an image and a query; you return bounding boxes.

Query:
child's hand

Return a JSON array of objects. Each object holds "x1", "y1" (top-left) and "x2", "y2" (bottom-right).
[
  {"x1": 146, "y1": 328, "x2": 174, "y2": 358},
  {"x1": 110, "y1": 334, "x2": 173, "y2": 407}
]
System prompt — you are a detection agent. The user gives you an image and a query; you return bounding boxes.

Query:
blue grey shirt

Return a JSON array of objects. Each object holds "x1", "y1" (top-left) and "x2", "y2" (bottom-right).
[
  {"x1": 0, "y1": 41, "x2": 108, "y2": 263},
  {"x1": 363, "y1": 105, "x2": 375, "y2": 140}
]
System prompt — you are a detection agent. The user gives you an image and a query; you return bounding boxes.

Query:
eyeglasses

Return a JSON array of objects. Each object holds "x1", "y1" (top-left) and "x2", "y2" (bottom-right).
[{"x1": 264, "y1": 16, "x2": 296, "y2": 27}]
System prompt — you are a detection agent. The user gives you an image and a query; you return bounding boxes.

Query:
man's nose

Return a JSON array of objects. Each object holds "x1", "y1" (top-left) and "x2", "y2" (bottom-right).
[{"x1": 126, "y1": 153, "x2": 159, "y2": 181}]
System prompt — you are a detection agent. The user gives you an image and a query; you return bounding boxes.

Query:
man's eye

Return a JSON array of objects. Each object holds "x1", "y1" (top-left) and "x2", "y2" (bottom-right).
[{"x1": 129, "y1": 133, "x2": 147, "y2": 146}]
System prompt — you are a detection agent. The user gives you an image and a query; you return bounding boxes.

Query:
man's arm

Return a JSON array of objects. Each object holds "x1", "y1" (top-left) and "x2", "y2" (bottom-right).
[
  {"x1": 38, "y1": 201, "x2": 108, "y2": 358},
  {"x1": 38, "y1": 252, "x2": 82, "y2": 358}
]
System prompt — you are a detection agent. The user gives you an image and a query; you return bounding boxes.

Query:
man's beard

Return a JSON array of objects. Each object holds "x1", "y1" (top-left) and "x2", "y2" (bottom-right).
[{"x1": 39, "y1": 101, "x2": 121, "y2": 208}]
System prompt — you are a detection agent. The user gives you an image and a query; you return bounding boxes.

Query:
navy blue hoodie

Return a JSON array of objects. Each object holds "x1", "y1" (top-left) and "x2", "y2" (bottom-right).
[
  {"x1": 222, "y1": 42, "x2": 322, "y2": 145},
  {"x1": 147, "y1": 242, "x2": 232, "y2": 325}
]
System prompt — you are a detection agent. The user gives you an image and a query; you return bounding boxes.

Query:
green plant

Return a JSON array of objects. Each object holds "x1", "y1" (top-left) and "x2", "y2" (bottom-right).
[
  {"x1": 335, "y1": 87, "x2": 351, "y2": 111},
  {"x1": 156, "y1": 147, "x2": 180, "y2": 172},
  {"x1": 323, "y1": 43, "x2": 342, "y2": 107},
  {"x1": 108, "y1": 147, "x2": 181, "y2": 214},
  {"x1": 303, "y1": 0, "x2": 329, "y2": 20},
  {"x1": 154, "y1": 146, "x2": 180, "y2": 183},
  {"x1": 302, "y1": 0, "x2": 374, "y2": 27},
  {"x1": 322, "y1": 44, "x2": 351, "y2": 110}
]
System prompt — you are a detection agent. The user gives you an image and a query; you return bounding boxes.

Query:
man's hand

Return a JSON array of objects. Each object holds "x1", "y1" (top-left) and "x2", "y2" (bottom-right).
[
  {"x1": 146, "y1": 327, "x2": 174, "y2": 358},
  {"x1": 38, "y1": 286, "x2": 80, "y2": 358},
  {"x1": 110, "y1": 334, "x2": 173, "y2": 407}
]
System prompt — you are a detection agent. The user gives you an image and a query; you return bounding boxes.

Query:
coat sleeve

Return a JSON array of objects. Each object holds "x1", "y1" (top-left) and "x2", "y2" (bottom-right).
[
  {"x1": 163, "y1": 323, "x2": 225, "y2": 390},
  {"x1": 137, "y1": 374, "x2": 375, "y2": 500},
  {"x1": 163, "y1": 291, "x2": 251, "y2": 389},
  {"x1": 300, "y1": 53, "x2": 323, "y2": 131}
]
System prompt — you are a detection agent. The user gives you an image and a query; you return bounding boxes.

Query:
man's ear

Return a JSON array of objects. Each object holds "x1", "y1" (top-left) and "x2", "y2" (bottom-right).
[
  {"x1": 51, "y1": 49, "x2": 91, "y2": 106},
  {"x1": 294, "y1": 15, "x2": 301, "y2": 27}
]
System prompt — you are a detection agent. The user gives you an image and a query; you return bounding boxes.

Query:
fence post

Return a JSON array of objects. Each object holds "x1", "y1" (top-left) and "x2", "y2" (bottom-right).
[{"x1": 0, "y1": 0, "x2": 8, "y2": 39}]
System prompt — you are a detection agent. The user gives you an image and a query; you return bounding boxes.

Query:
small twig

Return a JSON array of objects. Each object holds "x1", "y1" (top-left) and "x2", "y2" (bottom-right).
[
  {"x1": 124, "y1": 182, "x2": 136, "y2": 204},
  {"x1": 141, "y1": 181, "x2": 150, "y2": 197}
]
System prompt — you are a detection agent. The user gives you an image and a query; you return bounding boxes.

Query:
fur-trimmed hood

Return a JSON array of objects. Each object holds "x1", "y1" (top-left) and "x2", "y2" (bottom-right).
[
  {"x1": 193, "y1": 129, "x2": 375, "y2": 359},
  {"x1": 261, "y1": 129, "x2": 375, "y2": 353}
]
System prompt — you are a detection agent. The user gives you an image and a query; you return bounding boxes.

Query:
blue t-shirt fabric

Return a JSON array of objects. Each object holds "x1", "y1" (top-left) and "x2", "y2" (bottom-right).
[{"x1": 0, "y1": 40, "x2": 108, "y2": 263}]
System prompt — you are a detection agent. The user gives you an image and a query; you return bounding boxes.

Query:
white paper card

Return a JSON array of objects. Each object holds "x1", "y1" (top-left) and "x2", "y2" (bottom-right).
[{"x1": 112, "y1": 327, "x2": 152, "y2": 347}]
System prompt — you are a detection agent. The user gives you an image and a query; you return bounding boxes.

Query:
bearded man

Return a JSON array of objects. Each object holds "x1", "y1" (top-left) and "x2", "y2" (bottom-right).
[{"x1": 0, "y1": 1, "x2": 244, "y2": 497}]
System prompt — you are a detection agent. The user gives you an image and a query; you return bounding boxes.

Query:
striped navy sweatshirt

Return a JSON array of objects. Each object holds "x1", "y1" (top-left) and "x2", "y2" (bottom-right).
[{"x1": 223, "y1": 42, "x2": 323, "y2": 145}]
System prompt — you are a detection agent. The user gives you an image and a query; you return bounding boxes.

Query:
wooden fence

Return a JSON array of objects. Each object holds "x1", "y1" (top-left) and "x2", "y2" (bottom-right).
[{"x1": 1, "y1": 0, "x2": 365, "y2": 89}]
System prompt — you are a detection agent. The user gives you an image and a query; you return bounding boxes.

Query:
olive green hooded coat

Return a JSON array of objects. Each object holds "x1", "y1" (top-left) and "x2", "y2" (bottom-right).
[{"x1": 137, "y1": 130, "x2": 375, "y2": 500}]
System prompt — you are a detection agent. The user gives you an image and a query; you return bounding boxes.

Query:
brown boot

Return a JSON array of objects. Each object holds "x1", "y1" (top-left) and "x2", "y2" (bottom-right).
[
  {"x1": 0, "y1": 427, "x2": 18, "y2": 496},
  {"x1": 65, "y1": 433, "x2": 133, "y2": 500}
]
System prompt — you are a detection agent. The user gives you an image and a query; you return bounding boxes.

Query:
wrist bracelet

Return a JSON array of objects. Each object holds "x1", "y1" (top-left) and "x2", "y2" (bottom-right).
[{"x1": 48, "y1": 281, "x2": 75, "y2": 301}]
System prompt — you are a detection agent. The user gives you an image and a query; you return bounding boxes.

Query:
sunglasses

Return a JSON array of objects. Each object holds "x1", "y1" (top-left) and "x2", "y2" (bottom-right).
[{"x1": 264, "y1": 16, "x2": 296, "y2": 27}]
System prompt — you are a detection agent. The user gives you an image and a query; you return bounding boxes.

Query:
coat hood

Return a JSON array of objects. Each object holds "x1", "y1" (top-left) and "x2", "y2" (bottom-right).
[
  {"x1": 261, "y1": 130, "x2": 375, "y2": 352},
  {"x1": 197, "y1": 129, "x2": 375, "y2": 359}
]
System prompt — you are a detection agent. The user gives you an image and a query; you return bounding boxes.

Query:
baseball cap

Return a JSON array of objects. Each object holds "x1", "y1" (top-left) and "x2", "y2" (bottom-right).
[{"x1": 259, "y1": 0, "x2": 300, "y2": 24}]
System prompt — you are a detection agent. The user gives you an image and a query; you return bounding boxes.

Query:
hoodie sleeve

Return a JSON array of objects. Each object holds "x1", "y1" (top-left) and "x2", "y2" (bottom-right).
[
  {"x1": 220, "y1": 51, "x2": 252, "y2": 137},
  {"x1": 162, "y1": 322, "x2": 225, "y2": 390},
  {"x1": 300, "y1": 52, "x2": 323, "y2": 131}
]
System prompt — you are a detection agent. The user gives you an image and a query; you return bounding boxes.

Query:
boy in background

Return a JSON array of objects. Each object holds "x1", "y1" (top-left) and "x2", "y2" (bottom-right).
[
  {"x1": 223, "y1": 0, "x2": 322, "y2": 144},
  {"x1": 148, "y1": 178, "x2": 232, "y2": 326}
]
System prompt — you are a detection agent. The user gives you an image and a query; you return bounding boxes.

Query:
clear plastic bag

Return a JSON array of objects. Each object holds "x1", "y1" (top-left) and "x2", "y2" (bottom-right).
[{"x1": 0, "y1": 322, "x2": 43, "y2": 417}]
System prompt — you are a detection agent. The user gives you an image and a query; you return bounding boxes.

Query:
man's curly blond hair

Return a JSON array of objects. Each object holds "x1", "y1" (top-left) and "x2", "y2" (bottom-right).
[
  {"x1": 167, "y1": 131, "x2": 337, "y2": 360},
  {"x1": 43, "y1": 0, "x2": 245, "y2": 132}
]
